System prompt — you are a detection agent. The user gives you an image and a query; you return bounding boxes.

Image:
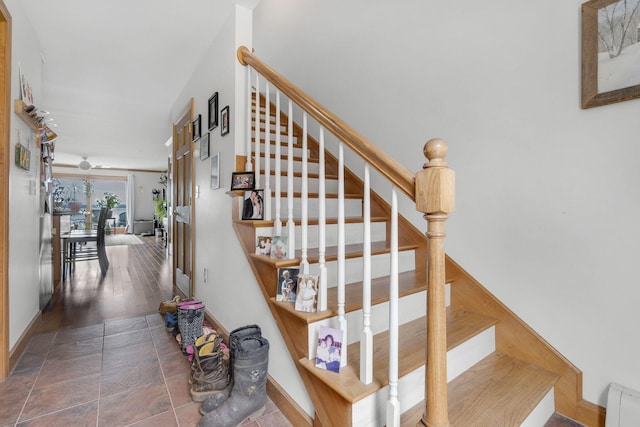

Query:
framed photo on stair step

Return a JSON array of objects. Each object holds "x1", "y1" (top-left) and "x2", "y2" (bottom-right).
[
  {"x1": 276, "y1": 267, "x2": 299, "y2": 302},
  {"x1": 315, "y1": 325, "x2": 343, "y2": 373},
  {"x1": 295, "y1": 274, "x2": 318, "y2": 313}
]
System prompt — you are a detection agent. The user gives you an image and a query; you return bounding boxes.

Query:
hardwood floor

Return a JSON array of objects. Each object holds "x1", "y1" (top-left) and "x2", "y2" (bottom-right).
[{"x1": 0, "y1": 236, "x2": 291, "y2": 427}]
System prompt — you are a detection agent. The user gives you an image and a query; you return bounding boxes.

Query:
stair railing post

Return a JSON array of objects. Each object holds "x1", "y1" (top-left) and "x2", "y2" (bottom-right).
[
  {"x1": 286, "y1": 100, "x2": 296, "y2": 258},
  {"x1": 300, "y1": 113, "x2": 309, "y2": 273},
  {"x1": 245, "y1": 67, "x2": 252, "y2": 171},
  {"x1": 415, "y1": 138, "x2": 455, "y2": 427},
  {"x1": 254, "y1": 75, "x2": 261, "y2": 189},
  {"x1": 274, "y1": 91, "x2": 282, "y2": 234},
  {"x1": 264, "y1": 83, "x2": 272, "y2": 220}
]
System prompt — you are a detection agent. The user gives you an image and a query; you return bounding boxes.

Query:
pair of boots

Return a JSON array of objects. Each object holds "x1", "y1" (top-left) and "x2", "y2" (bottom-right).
[
  {"x1": 198, "y1": 325, "x2": 269, "y2": 427},
  {"x1": 189, "y1": 333, "x2": 229, "y2": 401}
]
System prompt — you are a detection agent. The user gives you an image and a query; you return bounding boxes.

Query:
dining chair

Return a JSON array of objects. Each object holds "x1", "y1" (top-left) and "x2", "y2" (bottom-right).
[{"x1": 62, "y1": 207, "x2": 110, "y2": 278}]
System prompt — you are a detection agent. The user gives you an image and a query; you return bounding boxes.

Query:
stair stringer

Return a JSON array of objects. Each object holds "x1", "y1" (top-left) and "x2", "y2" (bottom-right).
[{"x1": 446, "y1": 255, "x2": 587, "y2": 423}]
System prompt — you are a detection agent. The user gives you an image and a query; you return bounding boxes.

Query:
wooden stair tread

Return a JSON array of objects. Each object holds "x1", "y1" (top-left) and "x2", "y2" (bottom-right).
[
  {"x1": 234, "y1": 216, "x2": 388, "y2": 228},
  {"x1": 271, "y1": 270, "x2": 437, "y2": 323},
  {"x1": 299, "y1": 309, "x2": 498, "y2": 403},
  {"x1": 400, "y1": 352, "x2": 559, "y2": 426},
  {"x1": 260, "y1": 169, "x2": 338, "y2": 180},
  {"x1": 248, "y1": 240, "x2": 419, "y2": 266}
]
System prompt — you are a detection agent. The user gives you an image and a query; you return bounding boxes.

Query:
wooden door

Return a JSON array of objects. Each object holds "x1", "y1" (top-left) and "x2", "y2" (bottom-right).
[{"x1": 172, "y1": 100, "x2": 194, "y2": 297}]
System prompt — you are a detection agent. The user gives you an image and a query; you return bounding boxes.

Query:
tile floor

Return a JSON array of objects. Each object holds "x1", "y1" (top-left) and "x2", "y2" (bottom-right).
[{"x1": 0, "y1": 313, "x2": 292, "y2": 427}]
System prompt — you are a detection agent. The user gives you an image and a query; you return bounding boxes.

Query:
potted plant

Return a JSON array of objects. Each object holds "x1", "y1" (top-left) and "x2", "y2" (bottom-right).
[
  {"x1": 52, "y1": 182, "x2": 67, "y2": 211},
  {"x1": 96, "y1": 192, "x2": 120, "y2": 210},
  {"x1": 155, "y1": 198, "x2": 167, "y2": 236},
  {"x1": 68, "y1": 183, "x2": 82, "y2": 213}
]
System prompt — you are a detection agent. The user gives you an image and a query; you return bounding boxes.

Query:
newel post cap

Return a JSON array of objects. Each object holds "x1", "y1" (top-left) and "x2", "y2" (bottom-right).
[{"x1": 415, "y1": 138, "x2": 455, "y2": 214}]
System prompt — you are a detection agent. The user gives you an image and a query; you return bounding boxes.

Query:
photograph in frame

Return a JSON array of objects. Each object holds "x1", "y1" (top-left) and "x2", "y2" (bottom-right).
[
  {"x1": 241, "y1": 189, "x2": 264, "y2": 220},
  {"x1": 192, "y1": 114, "x2": 201, "y2": 141},
  {"x1": 221, "y1": 105, "x2": 230, "y2": 136},
  {"x1": 315, "y1": 325, "x2": 343, "y2": 373},
  {"x1": 295, "y1": 274, "x2": 319, "y2": 313},
  {"x1": 230, "y1": 171, "x2": 255, "y2": 191},
  {"x1": 276, "y1": 267, "x2": 299, "y2": 302},
  {"x1": 210, "y1": 152, "x2": 220, "y2": 189},
  {"x1": 208, "y1": 92, "x2": 219, "y2": 130},
  {"x1": 270, "y1": 235, "x2": 288, "y2": 260},
  {"x1": 199, "y1": 132, "x2": 210, "y2": 160}
]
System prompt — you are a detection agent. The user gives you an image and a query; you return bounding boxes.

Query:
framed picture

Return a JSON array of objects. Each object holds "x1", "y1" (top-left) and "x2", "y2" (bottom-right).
[
  {"x1": 210, "y1": 152, "x2": 220, "y2": 189},
  {"x1": 256, "y1": 235, "x2": 273, "y2": 256},
  {"x1": 221, "y1": 105, "x2": 230, "y2": 136},
  {"x1": 192, "y1": 114, "x2": 201, "y2": 141},
  {"x1": 295, "y1": 274, "x2": 319, "y2": 313},
  {"x1": 208, "y1": 92, "x2": 219, "y2": 130},
  {"x1": 581, "y1": 0, "x2": 640, "y2": 108},
  {"x1": 242, "y1": 189, "x2": 264, "y2": 220},
  {"x1": 199, "y1": 132, "x2": 210, "y2": 160},
  {"x1": 276, "y1": 267, "x2": 300, "y2": 302},
  {"x1": 230, "y1": 171, "x2": 255, "y2": 190},
  {"x1": 271, "y1": 235, "x2": 288, "y2": 260},
  {"x1": 315, "y1": 325, "x2": 343, "y2": 373}
]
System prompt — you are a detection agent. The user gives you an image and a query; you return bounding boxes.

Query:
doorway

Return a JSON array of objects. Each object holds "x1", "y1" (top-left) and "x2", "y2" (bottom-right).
[
  {"x1": 172, "y1": 100, "x2": 195, "y2": 298},
  {"x1": 0, "y1": 0, "x2": 11, "y2": 380}
]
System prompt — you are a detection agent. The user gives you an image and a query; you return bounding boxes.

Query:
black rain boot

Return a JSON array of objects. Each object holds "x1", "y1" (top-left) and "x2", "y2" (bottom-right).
[
  {"x1": 200, "y1": 324, "x2": 261, "y2": 414},
  {"x1": 198, "y1": 335, "x2": 269, "y2": 427}
]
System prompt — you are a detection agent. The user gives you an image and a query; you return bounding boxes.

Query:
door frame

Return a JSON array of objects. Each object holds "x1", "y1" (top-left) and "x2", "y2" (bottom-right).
[
  {"x1": 171, "y1": 99, "x2": 195, "y2": 297},
  {"x1": 0, "y1": 0, "x2": 11, "y2": 380}
]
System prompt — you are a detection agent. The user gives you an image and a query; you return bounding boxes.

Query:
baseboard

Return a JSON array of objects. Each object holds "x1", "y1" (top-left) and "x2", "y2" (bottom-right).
[
  {"x1": 576, "y1": 399, "x2": 606, "y2": 427},
  {"x1": 202, "y1": 308, "x2": 312, "y2": 427},
  {"x1": 8, "y1": 309, "x2": 44, "y2": 370}
]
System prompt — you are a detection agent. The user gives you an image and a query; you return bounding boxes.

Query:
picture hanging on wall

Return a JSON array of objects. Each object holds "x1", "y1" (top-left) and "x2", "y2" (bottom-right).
[
  {"x1": 192, "y1": 114, "x2": 201, "y2": 141},
  {"x1": 221, "y1": 106, "x2": 230, "y2": 136},
  {"x1": 208, "y1": 92, "x2": 219, "y2": 130},
  {"x1": 200, "y1": 132, "x2": 210, "y2": 160},
  {"x1": 581, "y1": 0, "x2": 640, "y2": 108},
  {"x1": 210, "y1": 152, "x2": 220, "y2": 189}
]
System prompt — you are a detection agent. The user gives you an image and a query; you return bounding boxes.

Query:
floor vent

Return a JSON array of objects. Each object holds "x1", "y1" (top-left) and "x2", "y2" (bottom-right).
[{"x1": 606, "y1": 383, "x2": 640, "y2": 427}]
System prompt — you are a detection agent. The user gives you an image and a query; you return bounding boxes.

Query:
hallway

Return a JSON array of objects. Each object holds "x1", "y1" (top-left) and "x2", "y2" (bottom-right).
[{"x1": 0, "y1": 236, "x2": 291, "y2": 426}]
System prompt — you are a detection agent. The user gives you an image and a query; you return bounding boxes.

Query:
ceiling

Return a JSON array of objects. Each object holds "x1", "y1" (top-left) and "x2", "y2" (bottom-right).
[{"x1": 20, "y1": 0, "x2": 234, "y2": 171}]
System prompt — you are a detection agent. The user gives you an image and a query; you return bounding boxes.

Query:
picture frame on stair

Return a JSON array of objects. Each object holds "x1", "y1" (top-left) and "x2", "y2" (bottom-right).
[
  {"x1": 270, "y1": 236, "x2": 288, "y2": 260},
  {"x1": 294, "y1": 274, "x2": 318, "y2": 313},
  {"x1": 241, "y1": 189, "x2": 264, "y2": 220},
  {"x1": 230, "y1": 171, "x2": 254, "y2": 191},
  {"x1": 315, "y1": 325, "x2": 343, "y2": 373},
  {"x1": 276, "y1": 267, "x2": 299, "y2": 302}
]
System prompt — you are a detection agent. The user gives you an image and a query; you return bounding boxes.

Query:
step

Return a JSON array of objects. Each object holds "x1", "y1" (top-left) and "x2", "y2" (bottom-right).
[
  {"x1": 262, "y1": 153, "x2": 321, "y2": 175},
  {"x1": 262, "y1": 172, "x2": 340, "y2": 194},
  {"x1": 253, "y1": 131, "x2": 299, "y2": 145},
  {"x1": 256, "y1": 139, "x2": 305, "y2": 157},
  {"x1": 298, "y1": 309, "x2": 498, "y2": 426},
  {"x1": 254, "y1": 217, "x2": 388, "y2": 250},
  {"x1": 400, "y1": 352, "x2": 559, "y2": 427},
  {"x1": 267, "y1": 193, "x2": 364, "y2": 219}
]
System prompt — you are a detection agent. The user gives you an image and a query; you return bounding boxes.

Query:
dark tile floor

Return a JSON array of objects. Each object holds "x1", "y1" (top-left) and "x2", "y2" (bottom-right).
[
  {"x1": 0, "y1": 236, "x2": 291, "y2": 427},
  {"x1": 1, "y1": 313, "x2": 291, "y2": 427}
]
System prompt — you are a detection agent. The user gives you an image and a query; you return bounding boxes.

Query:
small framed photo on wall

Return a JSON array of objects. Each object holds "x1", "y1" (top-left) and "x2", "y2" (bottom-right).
[
  {"x1": 210, "y1": 152, "x2": 220, "y2": 189},
  {"x1": 208, "y1": 92, "x2": 219, "y2": 130},
  {"x1": 221, "y1": 106, "x2": 230, "y2": 136},
  {"x1": 192, "y1": 114, "x2": 201, "y2": 141},
  {"x1": 199, "y1": 132, "x2": 210, "y2": 160}
]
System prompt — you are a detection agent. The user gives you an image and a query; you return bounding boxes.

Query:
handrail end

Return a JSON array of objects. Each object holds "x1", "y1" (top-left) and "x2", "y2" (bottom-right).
[{"x1": 237, "y1": 46, "x2": 251, "y2": 66}]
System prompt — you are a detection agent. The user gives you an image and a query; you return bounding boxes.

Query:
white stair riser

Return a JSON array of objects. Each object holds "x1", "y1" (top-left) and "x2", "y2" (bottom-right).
[
  {"x1": 351, "y1": 326, "x2": 496, "y2": 427},
  {"x1": 255, "y1": 221, "x2": 387, "y2": 250},
  {"x1": 521, "y1": 389, "x2": 555, "y2": 427},
  {"x1": 263, "y1": 157, "x2": 320, "y2": 175},
  {"x1": 257, "y1": 141, "x2": 305, "y2": 158},
  {"x1": 254, "y1": 131, "x2": 298, "y2": 145},
  {"x1": 263, "y1": 174, "x2": 339, "y2": 194},
  {"x1": 306, "y1": 284, "x2": 450, "y2": 355},
  {"x1": 268, "y1": 197, "x2": 363, "y2": 219}
]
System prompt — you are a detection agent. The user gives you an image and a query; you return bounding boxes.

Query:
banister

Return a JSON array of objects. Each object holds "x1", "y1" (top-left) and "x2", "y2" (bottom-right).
[{"x1": 237, "y1": 46, "x2": 416, "y2": 201}]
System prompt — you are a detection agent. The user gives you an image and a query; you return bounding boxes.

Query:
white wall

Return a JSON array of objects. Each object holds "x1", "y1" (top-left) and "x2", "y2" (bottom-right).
[
  {"x1": 5, "y1": 0, "x2": 44, "y2": 349},
  {"x1": 170, "y1": 4, "x2": 313, "y2": 416},
  {"x1": 51, "y1": 166, "x2": 164, "y2": 221},
  {"x1": 252, "y1": 0, "x2": 639, "y2": 407}
]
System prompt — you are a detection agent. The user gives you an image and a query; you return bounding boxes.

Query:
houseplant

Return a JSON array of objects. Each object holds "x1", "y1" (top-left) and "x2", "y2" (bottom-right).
[
  {"x1": 68, "y1": 183, "x2": 82, "y2": 212},
  {"x1": 96, "y1": 192, "x2": 120, "y2": 210}
]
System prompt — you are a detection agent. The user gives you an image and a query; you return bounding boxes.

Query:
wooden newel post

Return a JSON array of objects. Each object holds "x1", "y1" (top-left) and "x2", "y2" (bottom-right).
[{"x1": 415, "y1": 138, "x2": 455, "y2": 427}]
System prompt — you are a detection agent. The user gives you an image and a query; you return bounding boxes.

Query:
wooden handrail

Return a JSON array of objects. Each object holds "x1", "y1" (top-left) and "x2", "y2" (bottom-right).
[{"x1": 237, "y1": 46, "x2": 416, "y2": 201}]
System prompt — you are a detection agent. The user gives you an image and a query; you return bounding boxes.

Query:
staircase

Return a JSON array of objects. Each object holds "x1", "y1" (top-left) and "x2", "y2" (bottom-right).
[{"x1": 231, "y1": 47, "x2": 596, "y2": 427}]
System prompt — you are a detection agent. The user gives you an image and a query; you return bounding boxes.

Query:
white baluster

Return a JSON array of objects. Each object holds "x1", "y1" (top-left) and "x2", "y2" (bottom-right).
[
  {"x1": 317, "y1": 127, "x2": 327, "y2": 312},
  {"x1": 264, "y1": 83, "x2": 271, "y2": 220},
  {"x1": 360, "y1": 164, "x2": 372, "y2": 384},
  {"x1": 300, "y1": 113, "x2": 309, "y2": 273},
  {"x1": 286, "y1": 100, "x2": 295, "y2": 258},
  {"x1": 254, "y1": 75, "x2": 261, "y2": 189},
  {"x1": 386, "y1": 188, "x2": 400, "y2": 427},
  {"x1": 338, "y1": 142, "x2": 347, "y2": 367},
  {"x1": 245, "y1": 68, "x2": 252, "y2": 171},
  {"x1": 274, "y1": 91, "x2": 282, "y2": 235}
]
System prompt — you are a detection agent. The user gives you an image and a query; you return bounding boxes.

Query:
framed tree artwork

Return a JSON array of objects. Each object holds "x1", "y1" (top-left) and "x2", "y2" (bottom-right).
[
  {"x1": 208, "y1": 92, "x2": 218, "y2": 130},
  {"x1": 581, "y1": 0, "x2": 640, "y2": 108}
]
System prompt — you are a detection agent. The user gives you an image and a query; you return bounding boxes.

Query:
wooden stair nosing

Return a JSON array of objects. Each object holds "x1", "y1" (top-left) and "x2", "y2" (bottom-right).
[
  {"x1": 401, "y1": 352, "x2": 560, "y2": 426},
  {"x1": 298, "y1": 308, "x2": 499, "y2": 403}
]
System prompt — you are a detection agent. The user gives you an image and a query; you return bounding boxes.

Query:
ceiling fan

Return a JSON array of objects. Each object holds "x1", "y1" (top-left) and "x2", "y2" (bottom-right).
[{"x1": 78, "y1": 156, "x2": 92, "y2": 170}]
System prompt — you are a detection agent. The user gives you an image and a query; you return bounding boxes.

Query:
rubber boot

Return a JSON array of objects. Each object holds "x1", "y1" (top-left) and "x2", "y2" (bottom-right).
[
  {"x1": 200, "y1": 324, "x2": 261, "y2": 414},
  {"x1": 198, "y1": 335, "x2": 269, "y2": 427},
  {"x1": 190, "y1": 338, "x2": 230, "y2": 402}
]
